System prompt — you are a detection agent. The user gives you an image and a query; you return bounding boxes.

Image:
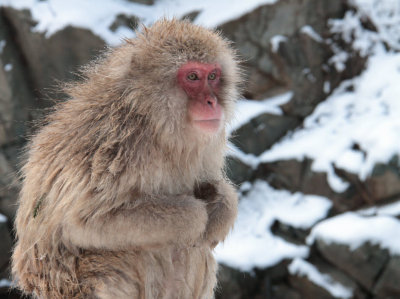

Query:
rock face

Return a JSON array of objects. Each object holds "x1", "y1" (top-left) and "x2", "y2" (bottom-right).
[
  {"x1": 218, "y1": 0, "x2": 364, "y2": 118},
  {"x1": 231, "y1": 113, "x2": 299, "y2": 155},
  {"x1": 1, "y1": 1, "x2": 400, "y2": 299}
]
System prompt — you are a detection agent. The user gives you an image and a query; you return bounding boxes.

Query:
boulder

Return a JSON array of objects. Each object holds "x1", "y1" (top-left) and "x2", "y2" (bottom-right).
[
  {"x1": 366, "y1": 155, "x2": 400, "y2": 202},
  {"x1": 218, "y1": 0, "x2": 363, "y2": 119},
  {"x1": 1, "y1": 7, "x2": 105, "y2": 101},
  {"x1": 315, "y1": 239, "x2": 389, "y2": 290},
  {"x1": 216, "y1": 264, "x2": 259, "y2": 299},
  {"x1": 230, "y1": 113, "x2": 299, "y2": 155},
  {"x1": 373, "y1": 256, "x2": 400, "y2": 298},
  {"x1": 255, "y1": 158, "x2": 336, "y2": 199},
  {"x1": 225, "y1": 156, "x2": 253, "y2": 186}
]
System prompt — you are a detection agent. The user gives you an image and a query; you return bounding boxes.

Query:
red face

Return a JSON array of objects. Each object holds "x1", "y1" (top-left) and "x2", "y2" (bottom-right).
[{"x1": 177, "y1": 62, "x2": 223, "y2": 134}]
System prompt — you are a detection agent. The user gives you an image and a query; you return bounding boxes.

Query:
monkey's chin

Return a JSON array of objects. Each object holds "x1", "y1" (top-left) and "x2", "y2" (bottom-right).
[{"x1": 193, "y1": 119, "x2": 221, "y2": 134}]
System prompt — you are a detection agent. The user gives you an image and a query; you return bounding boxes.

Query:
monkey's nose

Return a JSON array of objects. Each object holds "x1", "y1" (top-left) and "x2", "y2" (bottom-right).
[{"x1": 206, "y1": 96, "x2": 217, "y2": 108}]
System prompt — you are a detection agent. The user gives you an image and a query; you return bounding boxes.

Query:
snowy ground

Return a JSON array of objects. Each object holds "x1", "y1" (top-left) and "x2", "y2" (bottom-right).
[{"x1": 2, "y1": 1, "x2": 400, "y2": 297}]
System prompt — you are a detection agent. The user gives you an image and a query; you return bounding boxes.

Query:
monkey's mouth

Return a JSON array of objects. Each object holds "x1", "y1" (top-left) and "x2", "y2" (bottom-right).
[{"x1": 193, "y1": 119, "x2": 221, "y2": 133}]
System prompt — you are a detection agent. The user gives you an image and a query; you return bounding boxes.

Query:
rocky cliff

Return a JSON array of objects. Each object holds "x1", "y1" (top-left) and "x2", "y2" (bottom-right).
[{"x1": 1, "y1": 1, "x2": 400, "y2": 298}]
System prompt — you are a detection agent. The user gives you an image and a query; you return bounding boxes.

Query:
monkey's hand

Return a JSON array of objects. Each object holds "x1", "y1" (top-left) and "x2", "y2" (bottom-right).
[
  {"x1": 62, "y1": 194, "x2": 208, "y2": 250},
  {"x1": 194, "y1": 180, "x2": 238, "y2": 248}
]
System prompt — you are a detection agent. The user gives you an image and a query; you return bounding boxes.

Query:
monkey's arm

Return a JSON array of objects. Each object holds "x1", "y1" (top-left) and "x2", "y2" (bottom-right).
[
  {"x1": 194, "y1": 180, "x2": 238, "y2": 248},
  {"x1": 62, "y1": 194, "x2": 208, "y2": 250}
]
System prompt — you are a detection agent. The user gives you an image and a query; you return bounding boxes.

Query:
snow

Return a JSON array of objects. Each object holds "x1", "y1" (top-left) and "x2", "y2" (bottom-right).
[
  {"x1": 0, "y1": 214, "x2": 6, "y2": 223},
  {"x1": 289, "y1": 258, "x2": 353, "y2": 299},
  {"x1": 0, "y1": 279, "x2": 11, "y2": 288},
  {"x1": 323, "y1": 81, "x2": 331, "y2": 94},
  {"x1": 359, "y1": 200, "x2": 400, "y2": 217},
  {"x1": 270, "y1": 35, "x2": 287, "y2": 52},
  {"x1": 214, "y1": 180, "x2": 332, "y2": 271},
  {"x1": 260, "y1": 51, "x2": 400, "y2": 191},
  {"x1": 300, "y1": 25, "x2": 323, "y2": 43},
  {"x1": 351, "y1": 0, "x2": 400, "y2": 51},
  {"x1": 0, "y1": 0, "x2": 278, "y2": 45},
  {"x1": 4, "y1": 63, "x2": 12, "y2": 72},
  {"x1": 328, "y1": 49, "x2": 349, "y2": 72},
  {"x1": 0, "y1": 40, "x2": 5, "y2": 54},
  {"x1": 307, "y1": 212, "x2": 400, "y2": 255}
]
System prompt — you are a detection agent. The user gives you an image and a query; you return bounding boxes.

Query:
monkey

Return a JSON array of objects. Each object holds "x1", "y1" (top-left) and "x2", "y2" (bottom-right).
[{"x1": 11, "y1": 19, "x2": 241, "y2": 299}]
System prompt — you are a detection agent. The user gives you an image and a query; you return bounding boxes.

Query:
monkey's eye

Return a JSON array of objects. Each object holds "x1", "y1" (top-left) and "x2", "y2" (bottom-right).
[
  {"x1": 187, "y1": 73, "x2": 199, "y2": 80},
  {"x1": 208, "y1": 73, "x2": 217, "y2": 80}
]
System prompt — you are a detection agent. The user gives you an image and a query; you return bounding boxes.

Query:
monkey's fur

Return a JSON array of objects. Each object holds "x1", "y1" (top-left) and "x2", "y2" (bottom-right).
[{"x1": 12, "y1": 19, "x2": 241, "y2": 299}]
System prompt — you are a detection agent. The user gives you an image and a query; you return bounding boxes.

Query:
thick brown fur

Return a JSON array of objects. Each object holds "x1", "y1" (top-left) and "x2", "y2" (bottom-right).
[{"x1": 12, "y1": 19, "x2": 241, "y2": 299}]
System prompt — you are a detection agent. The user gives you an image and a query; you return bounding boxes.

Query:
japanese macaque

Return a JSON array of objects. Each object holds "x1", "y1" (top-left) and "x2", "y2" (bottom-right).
[{"x1": 12, "y1": 19, "x2": 241, "y2": 299}]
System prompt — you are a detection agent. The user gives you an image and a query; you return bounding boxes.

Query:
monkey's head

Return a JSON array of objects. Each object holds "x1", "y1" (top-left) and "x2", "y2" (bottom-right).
[{"x1": 120, "y1": 19, "x2": 241, "y2": 140}]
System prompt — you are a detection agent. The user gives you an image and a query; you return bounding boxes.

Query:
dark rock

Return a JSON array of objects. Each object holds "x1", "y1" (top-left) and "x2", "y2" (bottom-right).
[
  {"x1": 217, "y1": 261, "x2": 292, "y2": 299},
  {"x1": 289, "y1": 273, "x2": 336, "y2": 299},
  {"x1": 181, "y1": 11, "x2": 201, "y2": 22},
  {"x1": 1, "y1": 7, "x2": 105, "y2": 101},
  {"x1": 226, "y1": 156, "x2": 253, "y2": 186},
  {"x1": 366, "y1": 155, "x2": 400, "y2": 202},
  {"x1": 373, "y1": 256, "x2": 400, "y2": 298},
  {"x1": 315, "y1": 239, "x2": 390, "y2": 290},
  {"x1": 255, "y1": 158, "x2": 336, "y2": 199},
  {"x1": 0, "y1": 11, "x2": 37, "y2": 146},
  {"x1": 0, "y1": 151, "x2": 19, "y2": 220},
  {"x1": 0, "y1": 218, "x2": 12, "y2": 270},
  {"x1": 109, "y1": 14, "x2": 139, "y2": 32},
  {"x1": 271, "y1": 220, "x2": 309, "y2": 245},
  {"x1": 126, "y1": 0, "x2": 154, "y2": 5},
  {"x1": 216, "y1": 264, "x2": 259, "y2": 299},
  {"x1": 218, "y1": 0, "x2": 346, "y2": 110},
  {"x1": 0, "y1": 287, "x2": 25, "y2": 299},
  {"x1": 271, "y1": 284, "x2": 301, "y2": 299},
  {"x1": 231, "y1": 113, "x2": 299, "y2": 155}
]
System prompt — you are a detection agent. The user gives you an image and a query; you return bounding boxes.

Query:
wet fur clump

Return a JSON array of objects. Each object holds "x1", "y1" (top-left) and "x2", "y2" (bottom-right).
[{"x1": 12, "y1": 19, "x2": 241, "y2": 299}]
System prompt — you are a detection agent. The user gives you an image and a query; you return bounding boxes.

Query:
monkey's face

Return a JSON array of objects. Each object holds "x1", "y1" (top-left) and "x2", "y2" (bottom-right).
[{"x1": 177, "y1": 62, "x2": 224, "y2": 134}]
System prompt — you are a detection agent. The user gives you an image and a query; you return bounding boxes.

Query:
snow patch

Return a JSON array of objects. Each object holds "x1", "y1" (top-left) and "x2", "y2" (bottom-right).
[
  {"x1": 270, "y1": 35, "x2": 287, "y2": 52},
  {"x1": 0, "y1": 214, "x2": 7, "y2": 223},
  {"x1": 0, "y1": 40, "x2": 5, "y2": 54},
  {"x1": 214, "y1": 180, "x2": 331, "y2": 271},
  {"x1": 307, "y1": 212, "x2": 400, "y2": 255},
  {"x1": 0, "y1": 279, "x2": 11, "y2": 288},
  {"x1": 300, "y1": 25, "x2": 323, "y2": 43},
  {"x1": 323, "y1": 81, "x2": 331, "y2": 93},
  {"x1": 4, "y1": 63, "x2": 12, "y2": 72},
  {"x1": 359, "y1": 200, "x2": 400, "y2": 217}
]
